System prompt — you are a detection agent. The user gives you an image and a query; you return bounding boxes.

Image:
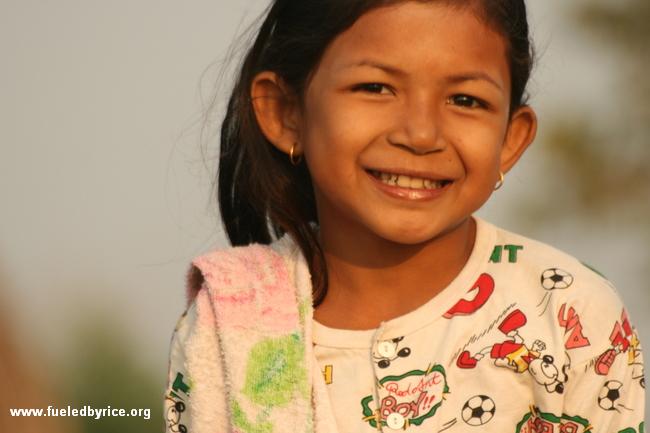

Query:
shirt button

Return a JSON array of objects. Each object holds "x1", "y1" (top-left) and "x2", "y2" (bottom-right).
[
  {"x1": 386, "y1": 412, "x2": 406, "y2": 430},
  {"x1": 377, "y1": 341, "x2": 397, "y2": 358}
]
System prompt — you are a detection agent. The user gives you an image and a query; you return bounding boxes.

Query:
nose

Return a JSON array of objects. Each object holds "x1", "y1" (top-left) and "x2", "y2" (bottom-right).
[{"x1": 387, "y1": 95, "x2": 446, "y2": 155}]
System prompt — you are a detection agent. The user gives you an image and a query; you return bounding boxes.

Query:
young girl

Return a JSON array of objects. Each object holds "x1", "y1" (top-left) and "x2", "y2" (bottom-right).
[{"x1": 164, "y1": 1, "x2": 645, "y2": 432}]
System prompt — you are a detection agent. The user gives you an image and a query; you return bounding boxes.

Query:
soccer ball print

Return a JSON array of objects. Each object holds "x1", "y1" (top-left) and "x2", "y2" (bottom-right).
[
  {"x1": 540, "y1": 268, "x2": 574, "y2": 290},
  {"x1": 461, "y1": 395, "x2": 496, "y2": 426},
  {"x1": 598, "y1": 380, "x2": 623, "y2": 411}
]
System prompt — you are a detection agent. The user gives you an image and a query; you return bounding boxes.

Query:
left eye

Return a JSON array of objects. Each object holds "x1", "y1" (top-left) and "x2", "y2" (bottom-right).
[
  {"x1": 447, "y1": 94, "x2": 485, "y2": 109},
  {"x1": 352, "y1": 83, "x2": 392, "y2": 94}
]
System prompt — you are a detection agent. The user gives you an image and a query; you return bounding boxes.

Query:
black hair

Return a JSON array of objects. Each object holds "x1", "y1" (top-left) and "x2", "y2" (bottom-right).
[{"x1": 218, "y1": 0, "x2": 534, "y2": 306}]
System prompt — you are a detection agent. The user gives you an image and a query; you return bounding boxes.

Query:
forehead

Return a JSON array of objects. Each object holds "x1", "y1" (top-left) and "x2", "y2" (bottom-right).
[{"x1": 311, "y1": 2, "x2": 509, "y2": 88}]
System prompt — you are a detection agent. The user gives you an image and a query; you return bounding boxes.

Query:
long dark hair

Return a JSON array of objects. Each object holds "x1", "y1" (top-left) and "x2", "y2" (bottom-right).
[{"x1": 218, "y1": 0, "x2": 534, "y2": 306}]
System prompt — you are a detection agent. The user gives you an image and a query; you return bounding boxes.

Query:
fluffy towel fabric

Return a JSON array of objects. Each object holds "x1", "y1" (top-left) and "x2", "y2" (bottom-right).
[{"x1": 184, "y1": 234, "x2": 335, "y2": 433}]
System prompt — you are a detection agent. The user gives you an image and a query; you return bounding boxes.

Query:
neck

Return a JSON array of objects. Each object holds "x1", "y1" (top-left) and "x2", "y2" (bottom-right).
[{"x1": 313, "y1": 217, "x2": 476, "y2": 330}]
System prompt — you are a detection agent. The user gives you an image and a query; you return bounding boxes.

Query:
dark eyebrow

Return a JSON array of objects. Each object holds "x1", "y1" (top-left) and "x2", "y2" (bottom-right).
[
  {"x1": 445, "y1": 73, "x2": 504, "y2": 92},
  {"x1": 339, "y1": 60, "x2": 407, "y2": 77}
]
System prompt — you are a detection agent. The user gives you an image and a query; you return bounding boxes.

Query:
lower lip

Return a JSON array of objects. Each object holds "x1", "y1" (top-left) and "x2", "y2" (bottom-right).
[{"x1": 366, "y1": 171, "x2": 451, "y2": 201}]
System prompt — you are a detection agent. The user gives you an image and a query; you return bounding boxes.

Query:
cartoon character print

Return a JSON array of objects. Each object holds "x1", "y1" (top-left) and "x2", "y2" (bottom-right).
[
  {"x1": 489, "y1": 244, "x2": 523, "y2": 263},
  {"x1": 632, "y1": 347, "x2": 645, "y2": 389},
  {"x1": 557, "y1": 303, "x2": 591, "y2": 350},
  {"x1": 436, "y1": 394, "x2": 497, "y2": 432},
  {"x1": 165, "y1": 372, "x2": 191, "y2": 433},
  {"x1": 457, "y1": 309, "x2": 569, "y2": 394},
  {"x1": 165, "y1": 396, "x2": 188, "y2": 433},
  {"x1": 515, "y1": 405, "x2": 591, "y2": 433},
  {"x1": 593, "y1": 309, "x2": 644, "y2": 388},
  {"x1": 537, "y1": 267, "x2": 574, "y2": 315},
  {"x1": 618, "y1": 421, "x2": 645, "y2": 433},
  {"x1": 437, "y1": 418, "x2": 458, "y2": 432},
  {"x1": 361, "y1": 363, "x2": 449, "y2": 430},
  {"x1": 322, "y1": 364, "x2": 333, "y2": 384},
  {"x1": 461, "y1": 394, "x2": 496, "y2": 426},
  {"x1": 373, "y1": 336, "x2": 411, "y2": 369},
  {"x1": 597, "y1": 380, "x2": 634, "y2": 413},
  {"x1": 444, "y1": 273, "x2": 495, "y2": 319}
]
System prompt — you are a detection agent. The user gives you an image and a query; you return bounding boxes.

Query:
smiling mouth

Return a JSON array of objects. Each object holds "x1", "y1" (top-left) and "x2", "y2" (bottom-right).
[{"x1": 367, "y1": 170, "x2": 452, "y2": 190}]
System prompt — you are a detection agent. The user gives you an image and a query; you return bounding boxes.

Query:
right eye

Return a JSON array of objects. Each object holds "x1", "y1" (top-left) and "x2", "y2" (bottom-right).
[
  {"x1": 446, "y1": 94, "x2": 487, "y2": 109},
  {"x1": 352, "y1": 83, "x2": 392, "y2": 95}
]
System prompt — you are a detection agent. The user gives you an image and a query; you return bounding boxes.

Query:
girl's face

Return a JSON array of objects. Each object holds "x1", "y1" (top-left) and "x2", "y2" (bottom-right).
[{"x1": 298, "y1": 2, "x2": 535, "y2": 245}]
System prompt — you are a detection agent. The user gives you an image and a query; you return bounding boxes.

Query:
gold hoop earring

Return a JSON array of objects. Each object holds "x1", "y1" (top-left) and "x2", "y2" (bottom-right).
[
  {"x1": 494, "y1": 171, "x2": 505, "y2": 190},
  {"x1": 289, "y1": 143, "x2": 302, "y2": 165}
]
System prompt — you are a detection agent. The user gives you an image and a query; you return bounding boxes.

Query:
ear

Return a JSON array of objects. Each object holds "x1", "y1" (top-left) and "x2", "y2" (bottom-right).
[
  {"x1": 250, "y1": 71, "x2": 303, "y2": 157},
  {"x1": 499, "y1": 105, "x2": 538, "y2": 173}
]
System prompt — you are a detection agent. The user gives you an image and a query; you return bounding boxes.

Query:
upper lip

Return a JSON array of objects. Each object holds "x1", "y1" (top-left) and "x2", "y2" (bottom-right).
[{"x1": 365, "y1": 167, "x2": 453, "y2": 181}]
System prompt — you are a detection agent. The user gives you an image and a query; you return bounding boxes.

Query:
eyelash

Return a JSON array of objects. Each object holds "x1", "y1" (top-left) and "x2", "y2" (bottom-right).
[
  {"x1": 352, "y1": 84, "x2": 488, "y2": 110},
  {"x1": 352, "y1": 83, "x2": 392, "y2": 94},
  {"x1": 447, "y1": 94, "x2": 488, "y2": 109}
]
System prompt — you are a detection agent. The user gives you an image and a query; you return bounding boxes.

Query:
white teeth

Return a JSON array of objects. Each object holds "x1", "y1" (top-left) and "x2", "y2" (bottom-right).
[
  {"x1": 372, "y1": 171, "x2": 445, "y2": 190},
  {"x1": 410, "y1": 177, "x2": 424, "y2": 189},
  {"x1": 397, "y1": 176, "x2": 411, "y2": 188},
  {"x1": 379, "y1": 172, "x2": 396, "y2": 185}
]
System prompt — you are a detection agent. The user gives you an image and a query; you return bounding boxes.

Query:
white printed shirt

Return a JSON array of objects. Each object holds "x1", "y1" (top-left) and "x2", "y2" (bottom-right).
[
  {"x1": 312, "y1": 219, "x2": 645, "y2": 433},
  {"x1": 165, "y1": 218, "x2": 645, "y2": 433}
]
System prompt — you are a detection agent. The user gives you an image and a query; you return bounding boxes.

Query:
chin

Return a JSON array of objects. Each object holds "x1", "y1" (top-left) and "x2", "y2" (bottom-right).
[
  {"x1": 373, "y1": 215, "x2": 471, "y2": 246},
  {"x1": 375, "y1": 223, "x2": 443, "y2": 246}
]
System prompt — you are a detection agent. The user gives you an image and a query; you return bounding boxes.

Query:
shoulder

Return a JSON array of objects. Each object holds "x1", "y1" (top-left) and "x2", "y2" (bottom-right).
[
  {"x1": 169, "y1": 300, "x2": 199, "y2": 352},
  {"x1": 182, "y1": 234, "x2": 310, "y2": 336},
  {"x1": 185, "y1": 234, "x2": 300, "y2": 306},
  {"x1": 488, "y1": 222, "x2": 632, "y2": 362},
  {"x1": 490, "y1": 221, "x2": 620, "y2": 300}
]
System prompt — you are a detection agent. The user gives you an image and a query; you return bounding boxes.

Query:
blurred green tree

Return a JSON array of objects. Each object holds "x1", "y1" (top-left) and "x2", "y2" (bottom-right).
[
  {"x1": 64, "y1": 315, "x2": 163, "y2": 433},
  {"x1": 529, "y1": 0, "x2": 650, "y2": 226}
]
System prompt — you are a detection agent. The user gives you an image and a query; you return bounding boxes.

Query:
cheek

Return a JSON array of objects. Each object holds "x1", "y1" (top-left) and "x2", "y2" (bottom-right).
[
  {"x1": 302, "y1": 103, "x2": 370, "y2": 176},
  {"x1": 302, "y1": 128, "x2": 351, "y2": 199},
  {"x1": 445, "y1": 118, "x2": 506, "y2": 172}
]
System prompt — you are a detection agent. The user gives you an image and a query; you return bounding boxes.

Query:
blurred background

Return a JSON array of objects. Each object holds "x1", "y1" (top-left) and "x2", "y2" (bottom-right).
[{"x1": 1, "y1": 0, "x2": 647, "y2": 431}]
